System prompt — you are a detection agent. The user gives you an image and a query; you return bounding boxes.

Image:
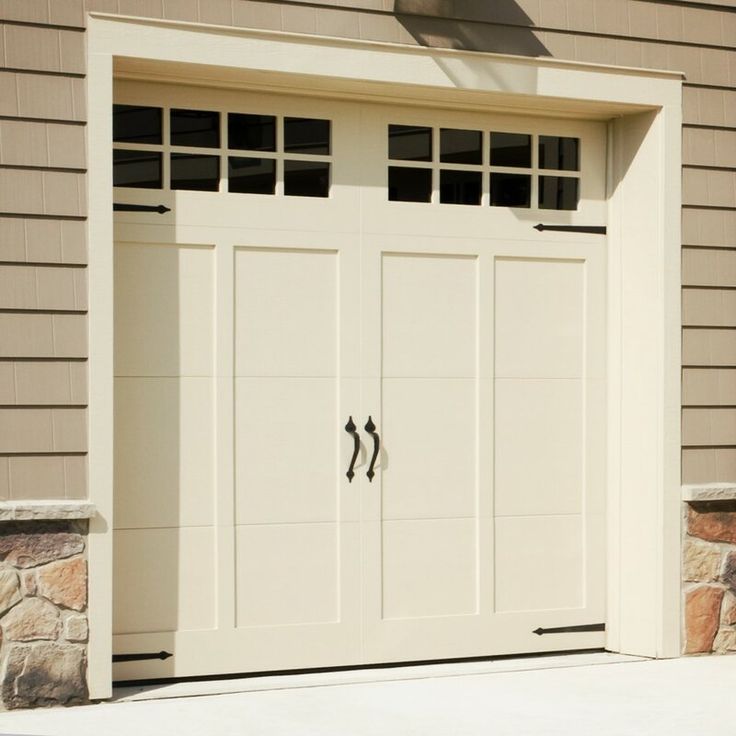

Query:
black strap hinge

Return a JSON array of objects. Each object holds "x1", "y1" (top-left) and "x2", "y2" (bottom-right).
[
  {"x1": 533, "y1": 623, "x2": 605, "y2": 635},
  {"x1": 113, "y1": 651, "x2": 173, "y2": 663},
  {"x1": 534, "y1": 224, "x2": 606, "y2": 234},
  {"x1": 113, "y1": 203, "x2": 171, "y2": 214}
]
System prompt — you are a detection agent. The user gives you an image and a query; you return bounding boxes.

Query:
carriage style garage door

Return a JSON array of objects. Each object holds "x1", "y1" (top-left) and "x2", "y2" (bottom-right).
[{"x1": 111, "y1": 81, "x2": 607, "y2": 681}]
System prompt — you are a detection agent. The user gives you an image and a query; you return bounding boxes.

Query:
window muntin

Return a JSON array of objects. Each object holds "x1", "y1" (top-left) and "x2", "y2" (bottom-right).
[
  {"x1": 388, "y1": 124, "x2": 581, "y2": 210},
  {"x1": 113, "y1": 104, "x2": 332, "y2": 198}
]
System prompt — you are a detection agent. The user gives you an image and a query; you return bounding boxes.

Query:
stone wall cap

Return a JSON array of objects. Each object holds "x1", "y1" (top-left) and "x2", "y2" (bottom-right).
[
  {"x1": 682, "y1": 484, "x2": 736, "y2": 503},
  {"x1": 0, "y1": 501, "x2": 96, "y2": 521}
]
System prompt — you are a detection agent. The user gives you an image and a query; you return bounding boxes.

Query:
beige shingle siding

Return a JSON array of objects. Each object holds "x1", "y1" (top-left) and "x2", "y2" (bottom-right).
[{"x1": 1, "y1": 0, "x2": 735, "y2": 499}]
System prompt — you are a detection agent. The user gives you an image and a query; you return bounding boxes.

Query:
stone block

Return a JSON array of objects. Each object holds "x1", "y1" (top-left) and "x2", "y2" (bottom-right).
[
  {"x1": 21, "y1": 570, "x2": 36, "y2": 597},
  {"x1": 683, "y1": 537, "x2": 722, "y2": 582},
  {"x1": 63, "y1": 614, "x2": 88, "y2": 642},
  {"x1": 685, "y1": 585, "x2": 724, "y2": 653},
  {"x1": 722, "y1": 592, "x2": 736, "y2": 626},
  {"x1": 0, "y1": 528, "x2": 84, "y2": 568},
  {"x1": 2, "y1": 597, "x2": 60, "y2": 641},
  {"x1": 2, "y1": 643, "x2": 87, "y2": 708},
  {"x1": 722, "y1": 552, "x2": 736, "y2": 594},
  {"x1": 38, "y1": 557, "x2": 86, "y2": 611},
  {"x1": 0, "y1": 568, "x2": 21, "y2": 615},
  {"x1": 713, "y1": 628, "x2": 736, "y2": 653},
  {"x1": 687, "y1": 501, "x2": 736, "y2": 545}
]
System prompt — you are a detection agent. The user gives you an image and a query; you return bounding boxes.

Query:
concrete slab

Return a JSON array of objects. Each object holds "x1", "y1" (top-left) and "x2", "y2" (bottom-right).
[{"x1": 0, "y1": 653, "x2": 732, "y2": 735}]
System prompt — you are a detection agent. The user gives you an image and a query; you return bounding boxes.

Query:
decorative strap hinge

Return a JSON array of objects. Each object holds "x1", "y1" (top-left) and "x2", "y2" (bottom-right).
[
  {"x1": 113, "y1": 650, "x2": 173, "y2": 663},
  {"x1": 113, "y1": 203, "x2": 171, "y2": 214},
  {"x1": 533, "y1": 623, "x2": 605, "y2": 635},
  {"x1": 534, "y1": 224, "x2": 606, "y2": 234}
]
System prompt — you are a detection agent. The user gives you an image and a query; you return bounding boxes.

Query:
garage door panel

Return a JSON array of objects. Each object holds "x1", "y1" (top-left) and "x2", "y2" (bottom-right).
[
  {"x1": 234, "y1": 377, "x2": 338, "y2": 525},
  {"x1": 494, "y1": 515, "x2": 584, "y2": 613},
  {"x1": 381, "y1": 252, "x2": 477, "y2": 378},
  {"x1": 113, "y1": 527, "x2": 217, "y2": 635},
  {"x1": 494, "y1": 257, "x2": 584, "y2": 379},
  {"x1": 494, "y1": 378, "x2": 583, "y2": 518},
  {"x1": 380, "y1": 518, "x2": 477, "y2": 620},
  {"x1": 381, "y1": 378, "x2": 477, "y2": 520},
  {"x1": 234, "y1": 247, "x2": 338, "y2": 378},
  {"x1": 235, "y1": 523, "x2": 340, "y2": 627},
  {"x1": 114, "y1": 376, "x2": 215, "y2": 529},
  {"x1": 114, "y1": 242, "x2": 214, "y2": 377}
]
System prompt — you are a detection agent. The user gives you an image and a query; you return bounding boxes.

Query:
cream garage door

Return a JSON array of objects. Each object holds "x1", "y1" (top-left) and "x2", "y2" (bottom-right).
[{"x1": 112, "y1": 81, "x2": 607, "y2": 681}]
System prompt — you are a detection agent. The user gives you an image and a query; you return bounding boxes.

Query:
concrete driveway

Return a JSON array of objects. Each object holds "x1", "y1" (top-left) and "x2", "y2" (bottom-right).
[{"x1": 0, "y1": 652, "x2": 732, "y2": 735}]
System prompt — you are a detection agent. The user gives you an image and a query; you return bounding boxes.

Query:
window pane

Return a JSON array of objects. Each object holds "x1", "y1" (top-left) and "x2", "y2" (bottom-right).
[
  {"x1": 284, "y1": 160, "x2": 330, "y2": 197},
  {"x1": 538, "y1": 176, "x2": 579, "y2": 210},
  {"x1": 229, "y1": 113, "x2": 276, "y2": 152},
  {"x1": 440, "y1": 128, "x2": 482, "y2": 165},
  {"x1": 170, "y1": 109, "x2": 220, "y2": 148},
  {"x1": 440, "y1": 170, "x2": 482, "y2": 205},
  {"x1": 490, "y1": 172, "x2": 531, "y2": 207},
  {"x1": 538, "y1": 136, "x2": 579, "y2": 171},
  {"x1": 490, "y1": 132, "x2": 531, "y2": 168},
  {"x1": 284, "y1": 118, "x2": 330, "y2": 155},
  {"x1": 113, "y1": 150, "x2": 162, "y2": 189},
  {"x1": 171, "y1": 154, "x2": 220, "y2": 191},
  {"x1": 113, "y1": 105, "x2": 162, "y2": 144},
  {"x1": 388, "y1": 166, "x2": 432, "y2": 202},
  {"x1": 388, "y1": 125, "x2": 432, "y2": 162},
  {"x1": 228, "y1": 157, "x2": 276, "y2": 195}
]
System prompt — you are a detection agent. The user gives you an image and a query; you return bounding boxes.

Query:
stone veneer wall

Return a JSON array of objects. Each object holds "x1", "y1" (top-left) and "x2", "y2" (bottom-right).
[
  {"x1": 683, "y1": 501, "x2": 736, "y2": 655},
  {"x1": 0, "y1": 520, "x2": 88, "y2": 709}
]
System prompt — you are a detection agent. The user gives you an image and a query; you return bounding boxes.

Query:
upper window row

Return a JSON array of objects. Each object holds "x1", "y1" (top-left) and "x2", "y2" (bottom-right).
[
  {"x1": 388, "y1": 125, "x2": 579, "y2": 171},
  {"x1": 113, "y1": 105, "x2": 331, "y2": 155}
]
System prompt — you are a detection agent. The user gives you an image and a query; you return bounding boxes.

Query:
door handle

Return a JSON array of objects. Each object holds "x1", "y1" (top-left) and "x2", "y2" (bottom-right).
[
  {"x1": 344, "y1": 416, "x2": 360, "y2": 483},
  {"x1": 364, "y1": 416, "x2": 380, "y2": 482}
]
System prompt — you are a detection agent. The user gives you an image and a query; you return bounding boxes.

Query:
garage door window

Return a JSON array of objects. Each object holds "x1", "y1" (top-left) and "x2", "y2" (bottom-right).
[
  {"x1": 388, "y1": 125, "x2": 580, "y2": 210},
  {"x1": 113, "y1": 104, "x2": 331, "y2": 198}
]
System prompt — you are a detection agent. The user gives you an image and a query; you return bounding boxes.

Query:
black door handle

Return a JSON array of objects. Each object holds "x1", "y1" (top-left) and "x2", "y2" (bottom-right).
[
  {"x1": 364, "y1": 416, "x2": 380, "y2": 482},
  {"x1": 344, "y1": 416, "x2": 360, "y2": 482}
]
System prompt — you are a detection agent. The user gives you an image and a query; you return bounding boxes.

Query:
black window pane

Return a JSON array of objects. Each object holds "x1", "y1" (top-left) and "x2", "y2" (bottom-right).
[
  {"x1": 284, "y1": 160, "x2": 330, "y2": 197},
  {"x1": 284, "y1": 118, "x2": 330, "y2": 155},
  {"x1": 490, "y1": 132, "x2": 531, "y2": 168},
  {"x1": 440, "y1": 128, "x2": 482, "y2": 165},
  {"x1": 113, "y1": 105, "x2": 162, "y2": 144},
  {"x1": 539, "y1": 176, "x2": 579, "y2": 210},
  {"x1": 538, "y1": 136, "x2": 579, "y2": 171},
  {"x1": 388, "y1": 125, "x2": 432, "y2": 162},
  {"x1": 113, "y1": 150, "x2": 162, "y2": 189},
  {"x1": 228, "y1": 114, "x2": 276, "y2": 152},
  {"x1": 490, "y1": 172, "x2": 531, "y2": 207},
  {"x1": 228, "y1": 157, "x2": 275, "y2": 195},
  {"x1": 171, "y1": 154, "x2": 219, "y2": 191},
  {"x1": 170, "y1": 109, "x2": 220, "y2": 148},
  {"x1": 440, "y1": 170, "x2": 482, "y2": 205},
  {"x1": 388, "y1": 166, "x2": 432, "y2": 203}
]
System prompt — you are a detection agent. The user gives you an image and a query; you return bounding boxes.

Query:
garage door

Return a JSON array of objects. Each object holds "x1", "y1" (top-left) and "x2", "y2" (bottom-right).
[{"x1": 111, "y1": 82, "x2": 607, "y2": 681}]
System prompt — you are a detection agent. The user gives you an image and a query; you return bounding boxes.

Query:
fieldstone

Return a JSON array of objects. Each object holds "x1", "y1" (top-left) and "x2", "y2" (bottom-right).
[
  {"x1": 0, "y1": 531, "x2": 84, "y2": 569},
  {"x1": 685, "y1": 585, "x2": 724, "y2": 653},
  {"x1": 2, "y1": 643, "x2": 87, "y2": 709},
  {"x1": 64, "y1": 614, "x2": 88, "y2": 642},
  {"x1": 683, "y1": 537, "x2": 722, "y2": 582},
  {"x1": 713, "y1": 628, "x2": 736, "y2": 653},
  {"x1": 21, "y1": 570, "x2": 37, "y2": 597},
  {"x1": 1, "y1": 597, "x2": 61, "y2": 641},
  {"x1": 38, "y1": 557, "x2": 86, "y2": 611},
  {"x1": 688, "y1": 502, "x2": 736, "y2": 545},
  {"x1": 0, "y1": 568, "x2": 21, "y2": 615},
  {"x1": 722, "y1": 552, "x2": 736, "y2": 594},
  {"x1": 722, "y1": 592, "x2": 736, "y2": 626}
]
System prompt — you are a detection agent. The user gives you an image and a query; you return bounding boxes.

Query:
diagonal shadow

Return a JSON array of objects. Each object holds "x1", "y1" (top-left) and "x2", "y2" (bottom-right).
[{"x1": 393, "y1": 0, "x2": 551, "y2": 57}]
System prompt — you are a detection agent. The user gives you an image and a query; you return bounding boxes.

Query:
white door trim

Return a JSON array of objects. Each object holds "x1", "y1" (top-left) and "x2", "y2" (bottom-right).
[{"x1": 87, "y1": 15, "x2": 682, "y2": 699}]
